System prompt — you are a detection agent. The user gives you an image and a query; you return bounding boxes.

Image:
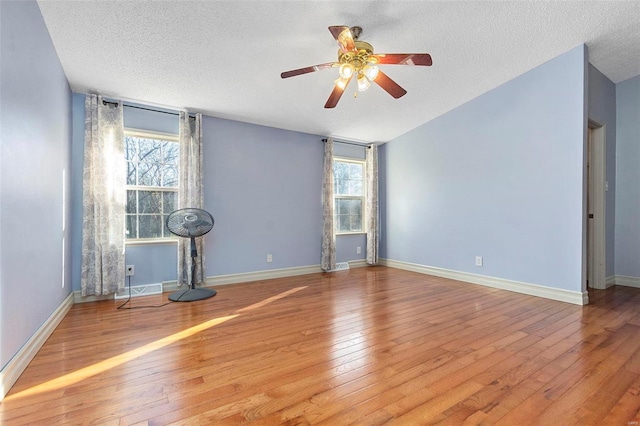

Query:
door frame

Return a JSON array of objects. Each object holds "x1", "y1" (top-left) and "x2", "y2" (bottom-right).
[{"x1": 586, "y1": 120, "x2": 606, "y2": 290}]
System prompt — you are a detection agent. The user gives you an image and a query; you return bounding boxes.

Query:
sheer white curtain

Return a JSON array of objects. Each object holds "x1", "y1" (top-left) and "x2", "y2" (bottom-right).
[
  {"x1": 81, "y1": 95, "x2": 125, "y2": 296},
  {"x1": 177, "y1": 112, "x2": 205, "y2": 287},
  {"x1": 366, "y1": 144, "x2": 379, "y2": 265},
  {"x1": 321, "y1": 137, "x2": 337, "y2": 271}
]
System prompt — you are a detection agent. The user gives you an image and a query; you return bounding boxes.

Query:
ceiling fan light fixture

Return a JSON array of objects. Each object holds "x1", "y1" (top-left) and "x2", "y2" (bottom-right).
[
  {"x1": 339, "y1": 63, "x2": 355, "y2": 79},
  {"x1": 357, "y1": 73, "x2": 371, "y2": 92},
  {"x1": 363, "y1": 63, "x2": 379, "y2": 81}
]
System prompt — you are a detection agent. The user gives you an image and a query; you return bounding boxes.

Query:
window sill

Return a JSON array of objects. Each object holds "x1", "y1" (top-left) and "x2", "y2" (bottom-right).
[
  {"x1": 125, "y1": 238, "x2": 178, "y2": 246},
  {"x1": 336, "y1": 232, "x2": 367, "y2": 236}
]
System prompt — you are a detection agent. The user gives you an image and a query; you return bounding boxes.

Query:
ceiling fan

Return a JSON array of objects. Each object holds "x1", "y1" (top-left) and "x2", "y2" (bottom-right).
[{"x1": 281, "y1": 26, "x2": 432, "y2": 108}]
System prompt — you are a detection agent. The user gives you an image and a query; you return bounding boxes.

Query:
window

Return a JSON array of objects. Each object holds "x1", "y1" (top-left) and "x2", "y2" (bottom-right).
[
  {"x1": 125, "y1": 130, "x2": 179, "y2": 241},
  {"x1": 333, "y1": 158, "x2": 365, "y2": 234}
]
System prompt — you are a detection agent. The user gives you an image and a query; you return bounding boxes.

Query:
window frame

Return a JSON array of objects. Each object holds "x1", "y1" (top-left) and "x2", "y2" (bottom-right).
[
  {"x1": 124, "y1": 128, "x2": 180, "y2": 245},
  {"x1": 333, "y1": 157, "x2": 367, "y2": 236}
]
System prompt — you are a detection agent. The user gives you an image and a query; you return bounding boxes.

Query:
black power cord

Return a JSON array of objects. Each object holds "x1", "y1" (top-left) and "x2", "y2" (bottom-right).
[{"x1": 117, "y1": 275, "x2": 172, "y2": 310}]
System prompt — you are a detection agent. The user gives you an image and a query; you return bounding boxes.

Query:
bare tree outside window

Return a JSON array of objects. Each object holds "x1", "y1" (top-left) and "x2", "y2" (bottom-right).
[{"x1": 125, "y1": 132, "x2": 179, "y2": 240}]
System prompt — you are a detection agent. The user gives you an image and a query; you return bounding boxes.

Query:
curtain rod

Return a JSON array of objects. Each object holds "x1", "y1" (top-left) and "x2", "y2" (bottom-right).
[
  {"x1": 102, "y1": 100, "x2": 195, "y2": 119},
  {"x1": 322, "y1": 138, "x2": 371, "y2": 148}
]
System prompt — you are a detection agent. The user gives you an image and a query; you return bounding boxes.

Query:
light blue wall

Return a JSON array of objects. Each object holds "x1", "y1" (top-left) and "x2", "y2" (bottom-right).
[
  {"x1": 382, "y1": 45, "x2": 587, "y2": 292},
  {"x1": 70, "y1": 95, "x2": 84, "y2": 293},
  {"x1": 588, "y1": 64, "x2": 617, "y2": 277},
  {"x1": 0, "y1": 1, "x2": 72, "y2": 369},
  {"x1": 203, "y1": 117, "x2": 324, "y2": 275},
  {"x1": 124, "y1": 244, "x2": 177, "y2": 285},
  {"x1": 615, "y1": 75, "x2": 640, "y2": 278}
]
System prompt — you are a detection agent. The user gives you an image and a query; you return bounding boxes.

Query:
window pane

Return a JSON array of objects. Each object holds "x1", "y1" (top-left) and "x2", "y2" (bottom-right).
[
  {"x1": 334, "y1": 161, "x2": 350, "y2": 194},
  {"x1": 126, "y1": 190, "x2": 137, "y2": 213},
  {"x1": 138, "y1": 138, "x2": 162, "y2": 163},
  {"x1": 125, "y1": 215, "x2": 137, "y2": 239},
  {"x1": 351, "y1": 199, "x2": 362, "y2": 217},
  {"x1": 126, "y1": 161, "x2": 137, "y2": 185},
  {"x1": 338, "y1": 215, "x2": 350, "y2": 232},
  {"x1": 124, "y1": 136, "x2": 137, "y2": 161},
  {"x1": 334, "y1": 197, "x2": 364, "y2": 233},
  {"x1": 348, "y1": 179, "x2": 363, "y2": 196},
  {"x1": 334, "y1": 161, "x2": 349, "y2": 180},
  {"x1": 163, "y1": 191, "x2": 176, "y2": 213},
  {"x1": 351, "y1": 215, "x2": 362, "y2": 232},
  {"x1": 336, "y1": 178, "x2": 349, "y2": 195},
  {"x1": 334, "y1": 161, "x2": 364, "y2": 196},
  {"x1": 162, "y1": 165, "x2": 178, "y2": 187},
  {"x1": 163, "y1": 142, "x2": 179, "y2": 165},
  {"x1": 336, "y1": 199, "x2": 348, "y2": 215},
  {"x1": 350, "y1": 163, "x2": 363, "y2": 180},
  {"x1": 139, "y1": 215, "x2": 163, "y2": 238},
  {"x1": 138, "y1": 162, "x2": 162, "y2": 187},
  {"x1": 138, "y1": 191, "x2": 162, "y2": 213}
]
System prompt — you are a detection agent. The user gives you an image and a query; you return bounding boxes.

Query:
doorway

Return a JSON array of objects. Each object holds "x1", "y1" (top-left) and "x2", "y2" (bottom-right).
[{"x1": 587, "y1": 122, "x2": 606, "y2": 289}]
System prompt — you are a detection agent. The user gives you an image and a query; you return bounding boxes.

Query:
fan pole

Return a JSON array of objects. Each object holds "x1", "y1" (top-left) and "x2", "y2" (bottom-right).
[
  {"x1": 190, "y1": 236, "x2": 197, "y2": 259},
  {"x1": 168, "y1": 236, "x2": 217, "y2": 302},
  {"x1": 190, "y1": 237, "x2": 197, "y2": 290}
]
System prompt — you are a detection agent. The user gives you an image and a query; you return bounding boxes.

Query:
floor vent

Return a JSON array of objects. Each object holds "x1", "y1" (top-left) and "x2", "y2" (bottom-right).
[
  {"x1": 114, "y1": 283, "x2": 163, "y2": 300},
  {"x1": 328, "y1": 262, "x2": 350, "y2": 272}
]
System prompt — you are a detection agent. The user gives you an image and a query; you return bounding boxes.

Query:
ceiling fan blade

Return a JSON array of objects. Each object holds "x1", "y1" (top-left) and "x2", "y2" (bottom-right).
[
  {"x1": 373, "y1": 53, "x2": 433, "y2": 66},
  {"x1": 373, "y1": 70, "x2": 407, "y2": 99},
  {"x1": 328, "y1": 26, "x2": 356, "y2": 52},
  {"x1": 324, "y1": 76, "x2": 352, "y2": 108},
  {"x1": 281, "y1": 62, "x2": 336, "y2": 79}
]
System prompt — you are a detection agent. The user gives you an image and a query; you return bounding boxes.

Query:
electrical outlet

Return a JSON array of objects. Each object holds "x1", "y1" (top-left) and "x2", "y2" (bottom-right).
[
  {"x1": 356, "y1": 246, "x2": 362, "y2": 254},
  {"x1": 267, "y1": 254, "x2": 273, "y2": 263},
  {"x1": 475, "y1": 256, "x2": 483, "y2": 267},
  {"x1": 126, "y1": 265, "x2": 135, "y2": 276}
]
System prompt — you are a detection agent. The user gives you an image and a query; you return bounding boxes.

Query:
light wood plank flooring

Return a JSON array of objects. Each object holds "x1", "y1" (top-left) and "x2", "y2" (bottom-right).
[{"x1": 1, "y1": 266, "x2": 640, "y2": 425}]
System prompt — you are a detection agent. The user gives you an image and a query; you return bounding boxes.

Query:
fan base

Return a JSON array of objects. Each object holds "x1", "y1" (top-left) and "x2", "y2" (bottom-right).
[{"x1": 169, "y1": 287, "x2": 217, "y2": 302}]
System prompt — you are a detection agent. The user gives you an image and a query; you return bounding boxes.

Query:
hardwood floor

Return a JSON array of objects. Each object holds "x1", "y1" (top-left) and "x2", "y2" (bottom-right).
[{"x1": 2, "y1": 266, "x2": 640, "y2": 425}]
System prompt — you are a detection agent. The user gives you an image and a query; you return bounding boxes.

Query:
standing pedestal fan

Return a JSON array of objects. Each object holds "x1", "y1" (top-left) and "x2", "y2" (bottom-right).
[{"x1": 166, "y1": 208, "x2": 216, "y2": 302}]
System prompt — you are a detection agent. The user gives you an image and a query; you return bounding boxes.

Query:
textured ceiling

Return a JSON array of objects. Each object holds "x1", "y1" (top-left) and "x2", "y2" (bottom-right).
[{"x1": 37, "y1": 1, "x2": 640, "y2": 143}]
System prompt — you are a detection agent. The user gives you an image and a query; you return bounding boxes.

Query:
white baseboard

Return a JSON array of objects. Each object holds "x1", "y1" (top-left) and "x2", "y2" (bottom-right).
[
  {"x1": 380, "y1": 258, "x2": 588, "y2": 305},
  {"x1": 163, "y1": 264, "x2": 324, "y2": 292},
  {"x1": 348, "y1": 259, "x2": 369, "y2": 268},
  {"x1": 614, "y1": 275, "x2": 640, "y2": 288},
  {"x1": 1, "y1": 292, "x2": 74, "y2": 401},
  {"x1": 209, "y1": 264, "x2": 323, "y2": 286},
  {"x1": 605, "y1": 275, "x2": 617, "y2": 288},
  {"x1": 73, "y1": 291, "x2": 112, "y2": 304}
]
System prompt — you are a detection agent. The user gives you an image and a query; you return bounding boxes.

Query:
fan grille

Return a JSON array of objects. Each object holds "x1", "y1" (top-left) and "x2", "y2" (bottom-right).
[{"x1": 166, "y1": 208, "x2": 214, "y2": 238}]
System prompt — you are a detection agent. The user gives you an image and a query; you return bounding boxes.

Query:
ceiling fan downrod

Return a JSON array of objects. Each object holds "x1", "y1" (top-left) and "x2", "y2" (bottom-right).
[{"x1": 350, "y1": 26, "x2": 362, "y2": 41}]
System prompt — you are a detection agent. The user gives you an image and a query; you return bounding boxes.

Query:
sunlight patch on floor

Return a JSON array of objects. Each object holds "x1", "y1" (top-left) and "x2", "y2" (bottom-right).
[
  {"x1": 235, "y1": 286, "x2": 307, "y2": 313},
  {"x1": 5, "y1": 285, "x2": 309, "y2": 401},
  {"x1": 5, "y1": 314, "x2": 239, "y2": 401}
]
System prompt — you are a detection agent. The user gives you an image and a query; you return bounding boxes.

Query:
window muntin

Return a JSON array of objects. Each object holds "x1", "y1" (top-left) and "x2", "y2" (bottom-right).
[
  {"x1": 125, "y1": 130, "x2": 179, "y2": 241},
  {"x1": 333, "y1": 158, "x2": 365, "y2": 234}
]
